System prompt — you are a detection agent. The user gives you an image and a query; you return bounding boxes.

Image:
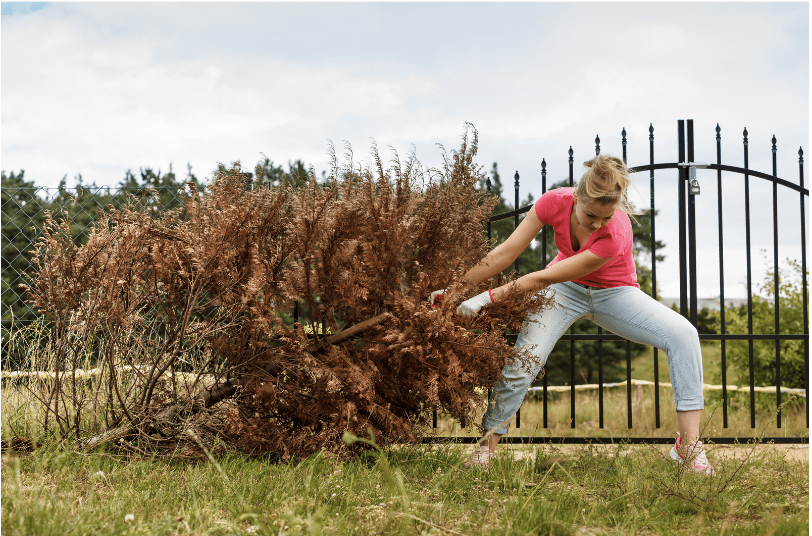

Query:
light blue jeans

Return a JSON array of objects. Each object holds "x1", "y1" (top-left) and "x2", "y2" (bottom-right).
[{"x1": 482, "y1": 281, "x2": 705, "y2": 435}]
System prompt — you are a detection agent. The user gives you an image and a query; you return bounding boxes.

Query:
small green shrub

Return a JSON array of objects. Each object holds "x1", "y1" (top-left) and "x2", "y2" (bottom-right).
[{"x1": 716, "y1": 257, "x2": 807, "y2": 389}]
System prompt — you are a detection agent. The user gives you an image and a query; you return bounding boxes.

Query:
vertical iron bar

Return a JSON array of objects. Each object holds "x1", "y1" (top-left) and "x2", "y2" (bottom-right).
[
  {"x1": 605, "y1": 129, "x2": 625, "y2": 430},
  {"x1": 596, "y1": 131, "x2": 604, "y2": 427},
  {"x1": 626, "y1": 341, "x2": 632, "y2": 428},
  {"x1": 487, "y1": 177, "x2": 493, "y2": 241},
  {"x1": 541, "y1": 160, "x2": 548, "y2": 269},
  {"x1": 598, "y1": 335, "x2": 604, "y2": 429},
  {"x1": 650, "y1": 124, "x2": 661, "y2": 428},
  {"x1": 716, "y1": 124, "x2": 729, "y2": 428},
  {"x1": 514, "y1": 171, "x2": 520, "y2": 275},
  {"x1": 687, "y1": 120, "x2": 698, "y2": 327},
  {"x1": 541, "y1": 160, "x2": 548, "y2": 429},
  {"x1": 772, "y1": 135, "x2": 782, "y2": 428},
  {"x1": 743, "y1": 127, "x2": 756, "y2": 428},
  {"x1": 622, "y1": 127, "x2": 627, "y2": 163},
  {"x1": 569, "y1": 146, "x2": 576, "y2": 428},
  {"x1": 484, "y1": 176, "x2": 493, "y2": 432},
  {"x1": 799, "y1": 147, "x2": 808, "y2": 427},
  {"x1": 678, "y1": 121, "x2": 689, "y2": 318},
  {"x1": 514, "y1": 170, "x2": 520, "y2": 429}
]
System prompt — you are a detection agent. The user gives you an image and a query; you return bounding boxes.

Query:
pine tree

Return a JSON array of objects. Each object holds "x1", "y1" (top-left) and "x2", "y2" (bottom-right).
[{"x1": 1, "y1": 171, "x2": 48, "y2": 334}]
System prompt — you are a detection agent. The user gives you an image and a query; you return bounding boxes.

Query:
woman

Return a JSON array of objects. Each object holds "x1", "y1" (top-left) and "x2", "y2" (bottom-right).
[{"x1": 430, "y1": 155, "x2": 715, "y2": 475}]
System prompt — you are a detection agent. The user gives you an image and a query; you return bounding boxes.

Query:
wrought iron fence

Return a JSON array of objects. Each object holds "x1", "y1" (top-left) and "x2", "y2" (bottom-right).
[{"x1": 450, "y1": 119, "x2": 807, "y2": 445}]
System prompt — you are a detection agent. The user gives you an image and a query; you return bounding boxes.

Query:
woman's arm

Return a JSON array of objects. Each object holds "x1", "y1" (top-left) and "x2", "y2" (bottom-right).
[
  {"x1": 490, "y1": 249, "x2": 613, "y2": 302},
  {"x1": 462, "y1": 208, "x2": 545, "y2": 286}
]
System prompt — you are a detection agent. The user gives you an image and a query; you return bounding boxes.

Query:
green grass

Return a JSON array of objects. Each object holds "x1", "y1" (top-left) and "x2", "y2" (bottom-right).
[{"x1": 2, "y1": 437, "x2": 808, "y2": 535}]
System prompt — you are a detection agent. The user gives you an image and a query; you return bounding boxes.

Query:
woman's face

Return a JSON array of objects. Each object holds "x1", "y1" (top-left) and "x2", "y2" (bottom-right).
[{"x1": 573, "y1": 196, "x2": 617, "y2": 234}]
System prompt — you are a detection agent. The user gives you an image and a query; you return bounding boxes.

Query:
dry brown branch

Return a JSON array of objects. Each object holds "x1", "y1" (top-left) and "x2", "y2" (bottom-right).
[{"x1": 23, "y1": 126, "x2": 554, "y2": 458}]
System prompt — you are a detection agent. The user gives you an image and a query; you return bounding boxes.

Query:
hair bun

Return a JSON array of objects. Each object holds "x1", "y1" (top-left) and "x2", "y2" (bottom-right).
[{"x1": 576, "y1": 154, "x2": 639, "y2": 220}]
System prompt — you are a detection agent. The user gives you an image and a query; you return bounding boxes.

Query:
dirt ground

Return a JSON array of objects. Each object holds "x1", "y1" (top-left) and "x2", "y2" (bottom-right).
[{"x1": 492, "y1": 443, "x2": 810, "y2": 464}]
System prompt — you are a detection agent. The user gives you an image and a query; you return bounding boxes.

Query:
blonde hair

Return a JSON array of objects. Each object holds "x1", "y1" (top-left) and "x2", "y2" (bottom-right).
[{"x1": 575, "y1": 155, "x2": 639, "y2": 217}]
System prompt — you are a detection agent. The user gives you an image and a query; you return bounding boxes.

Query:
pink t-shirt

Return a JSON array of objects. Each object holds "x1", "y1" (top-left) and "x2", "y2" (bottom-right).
[{"x1": 534, "y1": 187, "x2": 639, "y2": 288}]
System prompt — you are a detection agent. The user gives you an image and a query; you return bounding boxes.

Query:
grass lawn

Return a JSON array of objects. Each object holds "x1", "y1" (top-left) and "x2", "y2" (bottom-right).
[{"x1": 2, "y1": 437, "x2": 809, "y2": 536}]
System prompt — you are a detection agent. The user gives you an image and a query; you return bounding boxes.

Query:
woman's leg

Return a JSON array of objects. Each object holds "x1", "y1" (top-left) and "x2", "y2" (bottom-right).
[
  {"x1": 480, "y1": 282, "x2": 591, "y2": 451},
  {"x1": 590, "y1": 286, "x2": 705, "y2": 444}
]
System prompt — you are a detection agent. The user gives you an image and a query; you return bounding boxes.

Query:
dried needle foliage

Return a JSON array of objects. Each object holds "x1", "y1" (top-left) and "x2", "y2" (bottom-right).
[{"x1": 21, "y1": 127, "x2": 552, "y2": 459}]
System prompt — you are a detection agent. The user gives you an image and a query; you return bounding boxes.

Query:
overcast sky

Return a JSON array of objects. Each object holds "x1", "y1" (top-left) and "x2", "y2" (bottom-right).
[{"x1": 2, "y1": 2, "x2": 809, "y2": 299}]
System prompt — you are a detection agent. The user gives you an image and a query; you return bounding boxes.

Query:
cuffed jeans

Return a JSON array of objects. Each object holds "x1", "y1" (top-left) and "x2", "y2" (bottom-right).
[{"x1": 482, "y1": 281, "x2": 705, "y2": 435}]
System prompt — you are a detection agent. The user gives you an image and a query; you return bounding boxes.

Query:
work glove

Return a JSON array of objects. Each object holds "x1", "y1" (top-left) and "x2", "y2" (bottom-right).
[
  {"x1": 455, "y1": 290, "x2": 494, "y2": 318},
  {"x1": 429, "y1": 289, "x2": 447, "y2": 308}
]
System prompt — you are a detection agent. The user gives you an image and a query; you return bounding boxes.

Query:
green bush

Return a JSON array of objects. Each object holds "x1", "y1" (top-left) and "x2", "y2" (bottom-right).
[{"x1": 716, "y1": 258, "x2": 807, "y2": 389}]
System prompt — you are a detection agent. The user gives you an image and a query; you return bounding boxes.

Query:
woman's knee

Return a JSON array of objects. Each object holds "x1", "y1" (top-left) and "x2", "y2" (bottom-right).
[{"x1": 662, "y1": 311, "x2": 700, "y2": 348}]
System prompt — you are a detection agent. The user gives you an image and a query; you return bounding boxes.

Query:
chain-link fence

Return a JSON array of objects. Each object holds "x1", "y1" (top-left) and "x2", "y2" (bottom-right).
[{"x1": 2, "y1": 186, "x2": 189, "y2": 368}]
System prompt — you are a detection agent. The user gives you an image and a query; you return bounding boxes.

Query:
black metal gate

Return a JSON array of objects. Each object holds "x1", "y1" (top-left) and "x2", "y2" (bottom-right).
[{"x1": 428, "y1": 119, "x2": 808, "y2": 445}]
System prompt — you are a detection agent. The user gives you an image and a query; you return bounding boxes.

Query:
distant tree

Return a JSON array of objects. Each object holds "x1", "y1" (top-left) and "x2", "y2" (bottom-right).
[
  {"x1": 115, "y1": 164, "x2": 202, "y2": 211},
  {"x1": 1, "y1": 170, "x2": 48, "y2": 335},
  {"x1": 254, "y1": 157, "x2": 311, "y2": 189}
]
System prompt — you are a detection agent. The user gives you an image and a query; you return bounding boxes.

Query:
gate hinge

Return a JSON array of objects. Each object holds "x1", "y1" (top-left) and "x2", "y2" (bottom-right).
[{"x1": 678, "y1": 162, "x2": 708, "y2": 195}]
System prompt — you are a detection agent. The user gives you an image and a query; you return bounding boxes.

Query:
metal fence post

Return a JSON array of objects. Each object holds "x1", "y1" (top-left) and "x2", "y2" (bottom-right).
[{"x1": 678, "y1": 120, "x2": 689, "y2": 319}]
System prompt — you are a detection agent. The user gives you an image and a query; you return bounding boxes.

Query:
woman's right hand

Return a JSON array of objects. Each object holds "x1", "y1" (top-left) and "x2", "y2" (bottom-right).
[{"x1": 428, "y1": 289, "x2": 447, "y2": 308}]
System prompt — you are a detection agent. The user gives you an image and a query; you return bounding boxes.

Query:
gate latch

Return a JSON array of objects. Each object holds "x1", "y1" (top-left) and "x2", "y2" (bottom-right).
[{"x1": 678, "y1": 162, "x2": 709, "y2": 195}]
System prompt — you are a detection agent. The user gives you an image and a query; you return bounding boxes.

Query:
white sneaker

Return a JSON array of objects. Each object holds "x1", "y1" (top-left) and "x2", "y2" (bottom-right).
[
  {"x1": 669, "y1": 434, "x2": 716, "y2": 476},
  {"x1": 465, "y1": 446, "x2": 495, "y2": 468}
]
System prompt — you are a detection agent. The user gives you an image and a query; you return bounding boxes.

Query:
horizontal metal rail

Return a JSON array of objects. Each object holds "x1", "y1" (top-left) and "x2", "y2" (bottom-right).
[
  {"x1": 421, "y1": 436, "x2": 809, "y2": 445},
  {"x1": 506, "y1": 333, "x2": 808, "y2": 342}
]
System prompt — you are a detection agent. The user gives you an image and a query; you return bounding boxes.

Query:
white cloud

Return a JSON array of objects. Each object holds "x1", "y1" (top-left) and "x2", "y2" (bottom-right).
[{"x1": 1, "y1": 2, "x2": 807, "y2": 298}]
